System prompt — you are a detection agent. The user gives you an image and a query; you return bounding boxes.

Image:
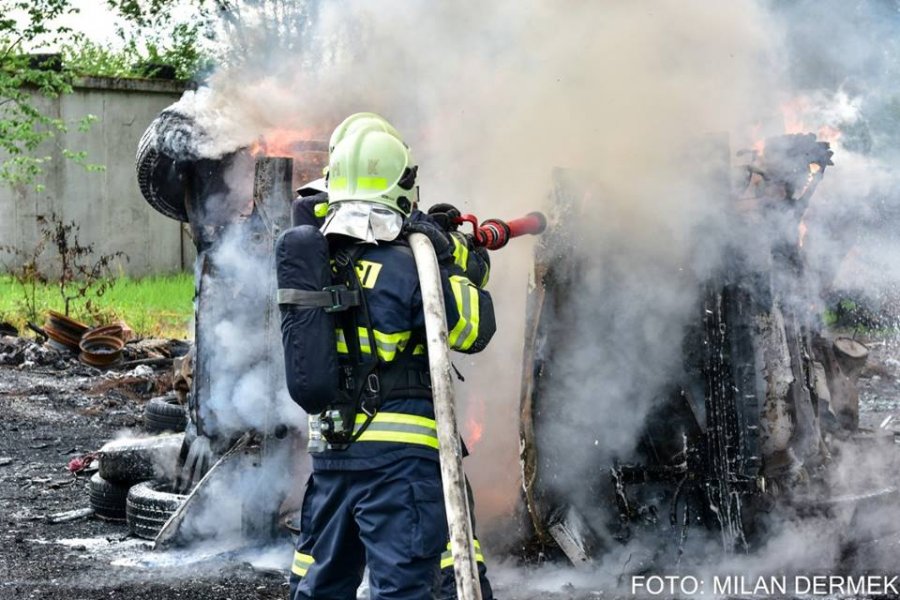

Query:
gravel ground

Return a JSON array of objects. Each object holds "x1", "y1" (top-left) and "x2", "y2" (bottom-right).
[
  {"x1": 1, "y1": 331, "x2": 899, "y2": 600},
  {"x1": 0, "y1": 356, "x2": 290, "y2": 600}
]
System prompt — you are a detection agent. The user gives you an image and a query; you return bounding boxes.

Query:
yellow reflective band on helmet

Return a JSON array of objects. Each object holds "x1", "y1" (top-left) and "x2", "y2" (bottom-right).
[
  {"x1": 355, "y1": 176, "x2": 388, "y2": 191},
  {"x1": 335, "y1": 328, "x2": 413, "y2": 362},
  {"x1": 292, "y1": 552, "x2": 315, "y2": 577},
  {"x1": 451, "y1": 233, "x2": 469, "y2": 272},
  {"x1": 447, "y1": 275, "x2": 481, "y2": 351},
  {"x1": 353, "y1": 412, "x2": 439, "y2": 449},
  {"x1": 314, "y1": 202, "x2": 328, "y2": 218},
  {"x1": 440, "y1": 540, "x2": 485, "y2": 569},
  {"x1": 325, "y1": 150, "x2": 391, "y2": 195}
]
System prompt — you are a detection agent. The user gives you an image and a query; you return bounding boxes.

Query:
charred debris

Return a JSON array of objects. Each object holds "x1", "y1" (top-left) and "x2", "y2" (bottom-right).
[
  {"x1": 517, "y1": 134, "x2": 900, "y2": 569},
  {"x1": 135, "y1": 108, "x2": 329, "y2": 547}
]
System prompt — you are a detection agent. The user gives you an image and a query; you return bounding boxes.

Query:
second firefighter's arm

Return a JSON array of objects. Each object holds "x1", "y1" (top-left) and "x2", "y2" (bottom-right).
[
  {"x1": 406, "y1": 211, "x2": 495, "y2": 353},
  {"x1": 448, "y1": 231, "x2": 491, "y2": 289},
  {"x1": 440, "y1": 265, "x2": 496, "y2": 353}
]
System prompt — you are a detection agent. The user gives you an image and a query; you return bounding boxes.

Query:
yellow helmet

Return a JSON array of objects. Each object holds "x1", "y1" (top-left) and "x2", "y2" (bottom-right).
[
  {"x1": 328, "y1": 129, "x2": 418, "y2": 216},
  {"x1": 329, "y1": 112, "x2": 404, "y2": 155}
]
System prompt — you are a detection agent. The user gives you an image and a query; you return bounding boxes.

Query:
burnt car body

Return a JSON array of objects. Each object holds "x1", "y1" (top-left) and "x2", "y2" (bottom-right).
[
  {"x1": 517, "y1": 136, "x2": 897, "y2": 568},
  {"x1": 135, "y1": 108, "x2": 328, "y2": 544}
]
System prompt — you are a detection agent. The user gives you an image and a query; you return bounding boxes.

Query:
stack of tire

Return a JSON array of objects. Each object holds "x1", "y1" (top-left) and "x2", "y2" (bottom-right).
[
  {"x1": 88, "y1": 432, "x2": 187, "y2": 541},
  {"x1": 143, "y1": 393, "x2": 188, "y2": 434}
]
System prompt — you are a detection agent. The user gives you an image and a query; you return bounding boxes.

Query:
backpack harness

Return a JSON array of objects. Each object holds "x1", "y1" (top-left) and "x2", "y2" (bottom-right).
[{"x1": 280, "y1": 242, "x2": 430, "y2": 450}]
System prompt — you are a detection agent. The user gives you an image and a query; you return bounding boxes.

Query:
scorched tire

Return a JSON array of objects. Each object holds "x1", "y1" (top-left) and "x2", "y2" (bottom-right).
[
  {"x1": 89, "y1": 473, "x2": 130, "y2": 521},
  {"x1": 126, "y1": 480, "x2": 187, "y2": 540},
  {"x1": 135, "y1": 118, "x2": 189, "y2": 222},
  {"x1": 144, "y1": 395, "x2": 187, "y2": 434},
  {"x1": 99, "y1": 433, "x2": 184, "y2": 484}
]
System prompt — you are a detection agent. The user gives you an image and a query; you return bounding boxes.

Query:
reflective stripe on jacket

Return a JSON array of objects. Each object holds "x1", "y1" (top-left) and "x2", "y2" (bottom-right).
[{"x1": 291, "y1": 206, "x2": 495, "y2": 470}]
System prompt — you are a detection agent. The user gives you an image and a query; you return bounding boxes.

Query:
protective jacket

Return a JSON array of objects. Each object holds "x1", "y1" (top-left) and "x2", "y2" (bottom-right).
[
  {"x1": 286, "y1": 195, "x2": 496, "y2": 600},
  {"x1": 286, "y1": 194, "x2": 494, "y2": 471}
]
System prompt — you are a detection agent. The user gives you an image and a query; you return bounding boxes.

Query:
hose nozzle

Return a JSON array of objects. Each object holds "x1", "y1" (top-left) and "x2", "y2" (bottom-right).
[{"x1": 456, "y1": 211, "x2": 547, "y2": 250}]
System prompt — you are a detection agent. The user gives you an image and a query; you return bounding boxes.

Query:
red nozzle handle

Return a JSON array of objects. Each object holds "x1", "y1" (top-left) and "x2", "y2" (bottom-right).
[{"x1": 453, "y1": 211, "x2": 547, "y2": 250}]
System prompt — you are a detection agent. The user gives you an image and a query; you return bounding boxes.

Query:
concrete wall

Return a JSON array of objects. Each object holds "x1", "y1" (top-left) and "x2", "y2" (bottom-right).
[{"x1": 0, "y1": 77, "x2": 194, "y2": 277}]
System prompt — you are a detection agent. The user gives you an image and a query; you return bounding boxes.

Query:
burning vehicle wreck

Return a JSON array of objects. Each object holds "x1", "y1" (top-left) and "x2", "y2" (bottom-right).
[
  {"x1": 129, "y1": 97, "x2": 900, "y2": 591},
  {"x1": 517, "y1": 135, "x2": 900, "y2": 570},
  {"x1": 135, "y1": 105, "x2": 328, "y2": 546},
  {"x1": 9, "y1": 1, "x2": 900, "y2": 598}
]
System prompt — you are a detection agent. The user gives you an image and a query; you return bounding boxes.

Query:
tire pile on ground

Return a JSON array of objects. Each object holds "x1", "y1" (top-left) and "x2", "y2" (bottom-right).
[
  {"x1": 126, "y1": 479, "x2": 188, "y2": 540},
  {"x1": 143, "y1": 394, "x2": 188, "y2": 434},
  {"x1": 88, "y1": 423, "x2": 187, "y2": 540}
]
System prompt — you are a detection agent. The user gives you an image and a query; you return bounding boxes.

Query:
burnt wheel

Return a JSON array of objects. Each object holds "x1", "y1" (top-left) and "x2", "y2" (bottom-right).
[
  {"x1": 126, "y1": 480, "x2": 187, "y2": 540},
  {"x1": 135, "y1": 113, "x2": 190, "y2": 222},
  {"x1": 89, "y1": 473, "x2": 130, "y2": 521},
  {"x1": 144, "y1": 395, "x2": 187, "y2": 434}
]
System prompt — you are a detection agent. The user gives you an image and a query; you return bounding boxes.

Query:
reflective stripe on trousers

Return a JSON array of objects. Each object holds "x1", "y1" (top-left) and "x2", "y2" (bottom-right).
[
  {"x1": 440, "y1": 539, "x2": 485, "y2": 570},
  {"x1": 292, "y1": 552, "x2": 315, "y2": 577}
]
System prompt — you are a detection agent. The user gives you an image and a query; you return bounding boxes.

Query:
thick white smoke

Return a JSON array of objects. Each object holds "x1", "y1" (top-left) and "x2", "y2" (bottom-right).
[
  {"x1": 161, "y1": 0, "x2": 900, "y2": 589},
  {"x1": 197, "y1": 226, "x2": 303, "y2": 436},
  {"x1": 174, "y1": 0, "x2": 780, "y2": 520}
]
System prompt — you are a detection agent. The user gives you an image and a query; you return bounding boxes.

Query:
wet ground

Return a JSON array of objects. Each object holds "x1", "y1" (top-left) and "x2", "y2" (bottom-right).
[
  {"x1": 855, "y1": 334, "x2": 900, "y2": 429},
  {"x1": 0, "y1": 357, "x2": 291, "y2": 600},
  {"x1": 1, "y1": 331, "x2": 899, "y2": 599}
]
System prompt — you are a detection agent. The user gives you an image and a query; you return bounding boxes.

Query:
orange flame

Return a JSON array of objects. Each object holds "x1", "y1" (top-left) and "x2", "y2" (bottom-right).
[
  {"x1": 780, "y1": 96, "x2": 843, "y2": 146},
  {"x1": 781, "y1": 97, "x2": 809, "y2": 134},
  {"x1": 464, "y1": 395, "x2": 486, "y2": 449},
  {"x1": 249, "y1": 128, "x2": 324, "y2": 157},
  {"x1": 817, "y1": 124, "x2": 842, "y2": 144},
  {"x1": 748, "y1": 122, "x2": 765, "y2": 155}
]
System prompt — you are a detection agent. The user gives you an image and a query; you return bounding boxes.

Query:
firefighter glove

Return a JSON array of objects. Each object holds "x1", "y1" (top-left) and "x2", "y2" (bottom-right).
[
  {"x1": 403, "y1": 217, "x2": 454, "y2": 264},
  {"x1": 427, "y1": 203, "x2": 461, "y2": 232}
]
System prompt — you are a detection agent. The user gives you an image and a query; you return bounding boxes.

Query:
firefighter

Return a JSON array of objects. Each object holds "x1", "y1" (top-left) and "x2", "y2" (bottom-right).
[
  {"x1": 292, "y1": 118, "x2": 494, "y2": 597},
  {"x1": 284, "y1": 126, "x2": 496, "y2": 599}
]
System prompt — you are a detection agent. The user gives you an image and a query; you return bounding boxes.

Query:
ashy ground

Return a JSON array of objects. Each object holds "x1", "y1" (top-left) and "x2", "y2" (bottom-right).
[{"x1": 1, "y1": 331, "x2": 899, "y2": 600}]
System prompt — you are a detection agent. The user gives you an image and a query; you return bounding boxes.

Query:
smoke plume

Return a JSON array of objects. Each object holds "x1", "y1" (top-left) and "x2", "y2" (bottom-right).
[{"x1": 162, "y1": 0, "x2": 900, "y2": 589}]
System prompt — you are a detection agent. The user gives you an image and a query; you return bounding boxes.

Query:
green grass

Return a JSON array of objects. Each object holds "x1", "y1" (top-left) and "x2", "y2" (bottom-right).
[{"x1": 0, "y1": 273, "x2": 194, "y2": 339}]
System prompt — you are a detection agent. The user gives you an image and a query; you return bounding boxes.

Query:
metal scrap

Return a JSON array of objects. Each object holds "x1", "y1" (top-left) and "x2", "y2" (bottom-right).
[{"x1": 46, "y1": 507, "x2": 95, "y2": 524}]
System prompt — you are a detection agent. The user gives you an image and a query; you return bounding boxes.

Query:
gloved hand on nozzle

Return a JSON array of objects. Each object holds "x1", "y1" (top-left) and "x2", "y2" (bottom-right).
[
  {"x1": 403, "y1": 211, "x2": 453, "y2": 264},
  {"x1": 427, "y1": 203, "x2": 461, "y2": 232}
]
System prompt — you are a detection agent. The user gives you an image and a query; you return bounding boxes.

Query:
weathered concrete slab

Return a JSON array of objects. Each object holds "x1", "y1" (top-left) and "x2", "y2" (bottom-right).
[{"x1": 0, "y1": 78, "x2": 193, "y2": 277}]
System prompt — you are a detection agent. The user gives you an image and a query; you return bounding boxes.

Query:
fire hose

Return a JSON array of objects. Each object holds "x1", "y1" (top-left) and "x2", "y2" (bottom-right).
[{"x1": 408, "y1": 211, "x2": 546, "y2": 600}]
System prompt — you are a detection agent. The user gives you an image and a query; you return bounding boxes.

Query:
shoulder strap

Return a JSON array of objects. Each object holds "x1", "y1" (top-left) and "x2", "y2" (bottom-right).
[
  {"x1": 276, "y1": 287, "x2": 360, "y2": 312},
  {"x1": 332, "y1": 244, "x2": 371, "y2": 363}
]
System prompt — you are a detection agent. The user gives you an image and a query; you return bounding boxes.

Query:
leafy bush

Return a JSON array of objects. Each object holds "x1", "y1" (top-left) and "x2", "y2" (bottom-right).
[{"x1": 1, "y1": 213, "x2": 127, "y2": 321}]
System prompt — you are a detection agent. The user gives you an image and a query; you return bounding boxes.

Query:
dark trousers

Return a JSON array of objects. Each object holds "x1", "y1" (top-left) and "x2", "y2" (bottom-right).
[
  {"x1": 289, "y1": 457, "x2": 494, "y2": 600},
  {"x1": 290, "y1": 457, "x2": 447, "y2": 600}
]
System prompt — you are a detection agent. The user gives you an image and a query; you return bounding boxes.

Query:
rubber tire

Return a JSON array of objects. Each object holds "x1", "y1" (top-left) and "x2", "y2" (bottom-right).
[
  {"x1": 136, "y1": 116, "x2": 189, "y2": 222},
  {"x1": 98, "y1": 432, "x2": 184, "y2": 484},
  {"x1": 126, "y1": 480, "x2": 187, "y2": 540},
  {"x1": 89, "y1": 473, "x2": 130, "y2": 521},
  {"x1": 144, "y1": 395, "x2": 187, "y2": 434}
]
